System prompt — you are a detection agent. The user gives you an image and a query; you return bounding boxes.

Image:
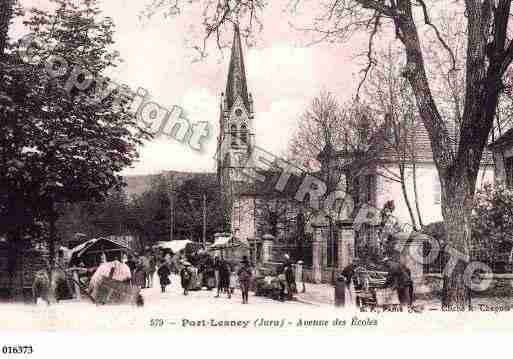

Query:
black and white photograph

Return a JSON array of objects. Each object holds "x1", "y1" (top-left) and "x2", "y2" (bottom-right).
[{"x1": 2, "y1": 0, "x2": 513, "y2": 350}]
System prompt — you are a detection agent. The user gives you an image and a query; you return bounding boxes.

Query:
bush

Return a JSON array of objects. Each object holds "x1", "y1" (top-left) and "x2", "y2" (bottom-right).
[
  {"x1": 421, "y1": 183, "x2": 513, "y2": 272},
  {"x1": 473, "y1": 183, "x2": 513, "y2": 244}
]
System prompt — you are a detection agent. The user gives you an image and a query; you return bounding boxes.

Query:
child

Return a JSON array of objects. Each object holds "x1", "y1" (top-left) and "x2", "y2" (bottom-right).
[
  {"x1": 229, "y1": 268, "x2": 237, "y2": 296},
  {"x1": 157, "y1": 261, "x2": 171, "y2": 293},
  {"x1": 180, "y1": 261, "x2": 192, "y2": 296}
]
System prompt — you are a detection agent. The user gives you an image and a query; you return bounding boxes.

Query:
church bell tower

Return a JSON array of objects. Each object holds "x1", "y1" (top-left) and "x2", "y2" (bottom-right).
[{"x1": 217, "y1": 25, "x2": 255, "y2": 232}]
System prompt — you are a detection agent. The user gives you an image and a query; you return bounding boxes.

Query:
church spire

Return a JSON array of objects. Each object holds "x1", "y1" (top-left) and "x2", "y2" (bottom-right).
[{"x1": 225, "y1": 24, "x2": 250, "y2": 112}]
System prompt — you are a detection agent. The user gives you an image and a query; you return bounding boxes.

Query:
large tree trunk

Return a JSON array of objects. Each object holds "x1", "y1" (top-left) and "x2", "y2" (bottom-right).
[{"x1": 440, "y1": 175, "x2": 473, "y2": 309}]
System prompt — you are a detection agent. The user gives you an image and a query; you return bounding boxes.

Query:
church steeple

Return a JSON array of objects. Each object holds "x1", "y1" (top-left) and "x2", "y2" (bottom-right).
[
  {"x1": 217, "y1": 24, "x2": 256, "y2": 239},
  {"x1": 225, "y1": 24, "x2": 250, "y2": 112}
]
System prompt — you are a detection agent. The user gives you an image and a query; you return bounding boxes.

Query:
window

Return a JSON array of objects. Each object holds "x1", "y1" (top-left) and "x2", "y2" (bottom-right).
[
  {"x1": 240, "y1": 123, "x2": 248, "y2": 144},
  {"x1": 433, "y1": 175, "x2": 441, "y2": 205},
  {"x1": 230, "y1": 124, "x2": 237, "y2": 147},
  {"x1": 366, "y1": 175, "x2": 374, "y2": 204},
  {"x1": 506, "y1": 157, "x2": 513, "y2": 188}
]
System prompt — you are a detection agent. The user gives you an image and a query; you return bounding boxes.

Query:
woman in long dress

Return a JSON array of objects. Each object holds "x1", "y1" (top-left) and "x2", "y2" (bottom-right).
[{"x1": 339, "y1": 260, "x2": 360, "y2": 308}]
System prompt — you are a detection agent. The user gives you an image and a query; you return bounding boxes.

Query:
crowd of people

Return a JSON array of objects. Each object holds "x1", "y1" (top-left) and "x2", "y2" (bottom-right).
[
  {"x1": 118, "y1": 248, "x2": 256, "y2": 304},
  {"x1": 172, "y1": 254, "x2": 254, "y2": 303}
]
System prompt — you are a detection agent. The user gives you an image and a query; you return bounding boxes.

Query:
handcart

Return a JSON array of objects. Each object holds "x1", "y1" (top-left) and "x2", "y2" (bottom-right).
[
  {"x1": 354, "y1": 269, "x2": 399, "y2": 308},
  {"x1": 89, "y1": 261, "x2": 142, "y2": 305}
]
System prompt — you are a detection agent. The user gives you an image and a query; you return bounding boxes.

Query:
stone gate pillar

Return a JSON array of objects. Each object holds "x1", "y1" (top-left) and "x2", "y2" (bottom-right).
[
  {"x1": 261, "y1": 234, "x2": 275, "y2": 263},
  {"x1": 311, "y1": 221, "x2": 327, "y2": 283},
  {"x1": 336, "y1": 219, "x2": 355, "y2": 271}
]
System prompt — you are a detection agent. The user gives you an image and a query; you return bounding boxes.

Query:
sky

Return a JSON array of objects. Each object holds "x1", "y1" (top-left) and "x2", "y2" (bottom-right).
[{"x1": 11, "y1": 0, "x2": 366, "y2": 175}]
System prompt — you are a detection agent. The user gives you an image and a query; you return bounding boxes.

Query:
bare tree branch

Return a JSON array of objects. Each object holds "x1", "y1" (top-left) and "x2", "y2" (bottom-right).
[
  {"x1": 415, "y1": 0, "x2": 457, "y2": 72},
  {"x1": 356, "y1": 12, "x2": 380, "y2": 99}
]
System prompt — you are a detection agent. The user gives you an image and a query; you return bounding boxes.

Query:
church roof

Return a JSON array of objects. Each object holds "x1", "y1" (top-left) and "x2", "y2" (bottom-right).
[
  {"x1": 489, "y1": 127, "x2": 513, "y2": 151},
  {"x1": 233, "y1": 169, "x2": 320, "y2": 202},
  {"x1": 225, "y1": 25, "x2": 250, "y2": 111},
  {"x1": 376, "y1": 120, "x2": 494, "y2": 164}
]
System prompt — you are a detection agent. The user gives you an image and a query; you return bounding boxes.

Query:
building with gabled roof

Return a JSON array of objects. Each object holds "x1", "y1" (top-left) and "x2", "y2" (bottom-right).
[
  {"x1": 489, "y1": 127, "x2": 513, "y2": 187},
  {"x1": 318, "y1": 117, "x2": 495, "y2": 232}
]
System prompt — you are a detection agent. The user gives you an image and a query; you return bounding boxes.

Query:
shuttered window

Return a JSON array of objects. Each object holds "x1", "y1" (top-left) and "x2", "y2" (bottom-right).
[{"x1": 433, "y1": 175, "x2": 441, "y2": 205}]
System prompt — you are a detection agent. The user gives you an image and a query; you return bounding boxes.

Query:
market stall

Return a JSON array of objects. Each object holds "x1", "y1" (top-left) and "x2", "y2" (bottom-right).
[{"x1": 69, "y1": 237, "x2": 133, "y2": 268}]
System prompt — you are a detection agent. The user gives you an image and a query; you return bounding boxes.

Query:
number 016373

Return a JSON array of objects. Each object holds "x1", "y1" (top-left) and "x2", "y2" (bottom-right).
[{"x1": 2, "y1": 346, "x2": 33, "y2": 355}]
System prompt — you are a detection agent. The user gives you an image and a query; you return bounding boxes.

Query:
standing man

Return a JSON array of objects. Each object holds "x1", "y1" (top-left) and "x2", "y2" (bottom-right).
[
  {"x1": 277, "y1": 254, "x2": 293, "y2": 301},
  {"x1": 336, "y1": 258, "x2": 360, "y2": 307},
  {"x1": 215, "y1": 257, "x2": 231, "y2": 298},
  {"x1": 284, "y1": 258, "x2": 297, "y2": 300},
  {"x1": 157, "y1": 259, "x2": 171, "y2": 293},
  {"x1": 213, "y1": 255, "x2": 220, "y2": 290},
  {"x1": 237, "y1": 256, "x2": 252, "y2": 304},
  {"x1": 126, "y1": 254, "x2": 137, "y2": 287}
]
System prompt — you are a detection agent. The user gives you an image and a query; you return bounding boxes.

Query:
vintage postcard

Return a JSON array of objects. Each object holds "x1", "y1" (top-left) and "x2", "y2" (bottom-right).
[{"x1": 2, "y1": 0, "x2": 513, "y2": 352}]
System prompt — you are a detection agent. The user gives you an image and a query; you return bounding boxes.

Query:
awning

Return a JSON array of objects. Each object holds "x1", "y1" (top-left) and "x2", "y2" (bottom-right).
[
  {"x1": 69, "y1": 238, "x2": 101, "y2": 258},
  {"x1": 69, "y1": 237, "x2": 132, "y2": 261},
  {"x1": 154, "y1": 240, "x2": 193, "y2": 253},
  {"x1": 208, "y1": 236, "x2": 249, "y2": 250}
]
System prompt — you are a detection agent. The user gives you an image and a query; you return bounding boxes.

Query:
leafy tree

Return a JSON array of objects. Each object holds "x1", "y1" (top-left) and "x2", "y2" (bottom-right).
[
  {"x1": 0, "y1": 0, "x2": 15, "y2": 57},
  {"x1": 173, "y1": 176, "x2": 223, "y2": 242},
  {"x1": 56, "y1": 189, "x2": 131, "y2": 244},
  {"x1": 0, "y1": 0, "x2": 149, "y2": 272},
  {"x1": 128, "y1": 174, "x2": 223, "y2": 246},
  {"x1": 129, "y1": 175, "x2": 172, "y2": 246}
]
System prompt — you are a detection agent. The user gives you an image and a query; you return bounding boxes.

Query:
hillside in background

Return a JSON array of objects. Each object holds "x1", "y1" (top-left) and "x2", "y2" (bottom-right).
[{"x1": 123, "y1": 170, "x2": 217, "y2": 199}]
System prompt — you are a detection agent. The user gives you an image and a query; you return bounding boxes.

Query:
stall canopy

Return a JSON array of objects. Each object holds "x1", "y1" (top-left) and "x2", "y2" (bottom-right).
[
  {"x1": 154, "y1": 240, "x2": 193, "y2": 253},
  {"x1": 69, "y1": 237, "x2": 132, "y2": 266},
  {"x1": 208, "y1": 235, "x2": 248, "y2": 250}
]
